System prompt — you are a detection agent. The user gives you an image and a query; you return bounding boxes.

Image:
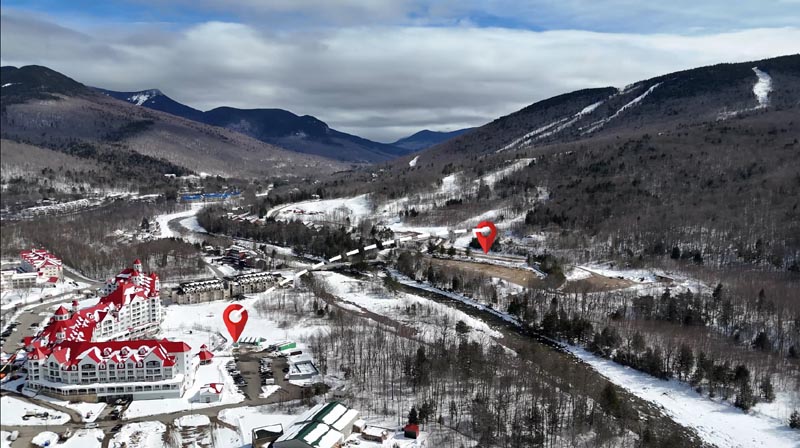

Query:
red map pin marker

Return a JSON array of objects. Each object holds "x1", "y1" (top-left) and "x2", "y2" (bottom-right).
[
  {"x1": 475, "y1": 220, "x2": 497, "y2": 254},
  {"x1": 223, "y1": 303, "x2": 248, "y2": 343}
]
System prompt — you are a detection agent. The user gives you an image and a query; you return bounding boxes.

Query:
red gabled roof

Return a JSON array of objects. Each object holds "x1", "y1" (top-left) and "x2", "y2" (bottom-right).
[
  {"x1": 38, "y1": 339, "x2": 191, "y2": 368},
  {"x1": 198, "y1": 349, "x2": 214, "y2": 361},
  {"x1": 54, "y1": 305, "x2": 69, "y2": 316},
  {"x1": 201, "y1": 383, "x2": 223, "y2": 394},
  {"x1": 20, "y1": 249, "x2": 62, "y2": 269},
  {"x1": 159, "y1": 338, "x2": 191, "y2": 353}
]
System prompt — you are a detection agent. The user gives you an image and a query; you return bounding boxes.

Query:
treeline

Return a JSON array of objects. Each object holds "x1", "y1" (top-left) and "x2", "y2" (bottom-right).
[{"x1": 198, "y1": 208, "x2": 378, "y2": 260}]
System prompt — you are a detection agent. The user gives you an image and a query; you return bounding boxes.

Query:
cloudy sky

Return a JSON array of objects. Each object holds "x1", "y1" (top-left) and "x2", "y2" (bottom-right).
[{"x1": 2, "y1": 1, "x2": 799, "y2": 141}]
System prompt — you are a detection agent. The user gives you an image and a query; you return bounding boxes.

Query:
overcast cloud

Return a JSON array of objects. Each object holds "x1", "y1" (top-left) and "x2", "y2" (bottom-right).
[{"x1": 1, "y1": 5, "x2": 799, "y2": 141}]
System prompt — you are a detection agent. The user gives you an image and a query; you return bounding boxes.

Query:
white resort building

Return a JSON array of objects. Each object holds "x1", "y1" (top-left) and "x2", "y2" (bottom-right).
[{"x1": 23, "y1": 259, "x2": 192, "y2": 402}]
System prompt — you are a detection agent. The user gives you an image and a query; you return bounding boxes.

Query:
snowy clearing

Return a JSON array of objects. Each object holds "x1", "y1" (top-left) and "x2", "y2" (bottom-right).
[
  {"x1": 319, "y1": 271, "x2": 503, "y2": 342},
  {"x1": 0, "y1": 396, "x2": 70, "y2": 425},
  {"x1": 267, "y1": 194, "x2": 371, "y2": 226},
  {"x1": 567, "y1": 345, "x2": 800, "y2": 448}
]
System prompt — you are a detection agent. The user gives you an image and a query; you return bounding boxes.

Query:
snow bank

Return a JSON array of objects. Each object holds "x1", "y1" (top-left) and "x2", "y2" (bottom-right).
[
  {"x1": 176, "y1": 414, "x2": 210, "y2": 427},
  {"x1": 408, "y1": 156, "x2": 419, "y2": 167},
  {"x1": 32, "y1": 431, "x2": 59, "y2": 447}
]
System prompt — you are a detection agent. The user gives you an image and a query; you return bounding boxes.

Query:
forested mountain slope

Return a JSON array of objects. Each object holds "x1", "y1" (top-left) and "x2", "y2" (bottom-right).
[{"x1": 0, "y1": 66, "x2": 344, "y2": 194}]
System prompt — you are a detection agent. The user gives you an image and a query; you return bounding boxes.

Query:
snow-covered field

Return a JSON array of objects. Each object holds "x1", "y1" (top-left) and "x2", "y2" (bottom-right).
[
  {"x1": 0, "y1": 396, "x2": 70, "y2": 425},
  {"x1": 320, "y1": 271, "x2": 503, "y2": 343},
  {"x1": 267, "y1": 194, "x2": 372, "y2": 226},
  {"x1": 159, "y1": 294, "x2": 326, "y2": 353},
  {"x1": 578, "y1": 263, "x2": 659, "y2": 283},
  {"x1": 110, "y1": 422, "x2": 166, "y2": 448},
  {"x1": 567, "y1": 345, "x2": 800, "y2": 448}
]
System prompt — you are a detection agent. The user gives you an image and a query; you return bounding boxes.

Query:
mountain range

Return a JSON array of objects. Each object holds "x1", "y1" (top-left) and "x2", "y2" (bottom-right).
[
  {"x1": 0, "y1": 65, "x2": 344, "y2": 191},
  {"x1": 2, "y1": 55, "x2": 799, "y2": 206},
  {"x1": 390, "y1": 128, "x2": 474, "y2": 151},
  {"x1": 95, "y1": 88, "x2": 418, "y2": 163}
]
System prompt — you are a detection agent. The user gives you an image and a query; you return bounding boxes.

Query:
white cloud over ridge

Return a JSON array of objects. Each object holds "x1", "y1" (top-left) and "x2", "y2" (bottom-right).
[{"x1": 1, "y1": 10, "x2": 798, "y2": 141}]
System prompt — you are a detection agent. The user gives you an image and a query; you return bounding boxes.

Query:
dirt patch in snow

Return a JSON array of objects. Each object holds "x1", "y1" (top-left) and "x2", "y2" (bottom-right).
[
  {"x1": 426, "y1": 257, "x2": 543, "y2": 288},
  {"x1": 562, "y1": 273, "x2": 635, "y2": 293}
]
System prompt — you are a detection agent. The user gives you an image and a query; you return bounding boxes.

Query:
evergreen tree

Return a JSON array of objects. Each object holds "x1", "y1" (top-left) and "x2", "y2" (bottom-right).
[
  {"x1": 677, "y1": 344, "x2": 695, "y2": 381},
  {"x1": 408, "y1": 407, "x2": 419, "y2": 425},
  {"x1": 789, "y1": 410, "x2": 800, "y2": 429},
  {"x1": 735, "y1": 381, "x2": 755, "y2": 411},
  {"x1": 599, "y1": 384, "x2": 622, "y2": 417},
  {"x1": 760, "y1": 376, "x2": 776, "y2": 402}
]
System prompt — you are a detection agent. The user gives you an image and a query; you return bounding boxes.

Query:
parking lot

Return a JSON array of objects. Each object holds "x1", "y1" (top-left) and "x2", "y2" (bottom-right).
[{"x1": 230, "y1": 349, "x2": 303, "y2": 403}]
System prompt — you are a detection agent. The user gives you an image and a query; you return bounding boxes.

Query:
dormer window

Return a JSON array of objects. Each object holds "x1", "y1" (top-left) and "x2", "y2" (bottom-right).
[
  {"x1": 103, "y1": 347, "x2": 112, "y2": 356},
  {"x1": 138, "y1": 347, "x2": 148, "y2": 355}
]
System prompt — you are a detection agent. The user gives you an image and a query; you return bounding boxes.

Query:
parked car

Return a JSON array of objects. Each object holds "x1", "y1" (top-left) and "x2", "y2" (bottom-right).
[
  {"x1": 110, "y1": 424, "x2": 124, "y2": 433},
  {"x1": 85, "y1": 422, "x2": 98, "y2": 429}
]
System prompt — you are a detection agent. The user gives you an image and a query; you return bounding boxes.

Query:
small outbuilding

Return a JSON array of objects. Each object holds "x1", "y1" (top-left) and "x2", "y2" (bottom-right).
[
  {"x1": 403, "y1": 424, "x2": 420, "y2": 439},
  {"x1": 197, "y1": 383, "x2": 223, "y2": 403},
  {"x1": 198, "y1": 345, "x2": 214, "y2": 365}
]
